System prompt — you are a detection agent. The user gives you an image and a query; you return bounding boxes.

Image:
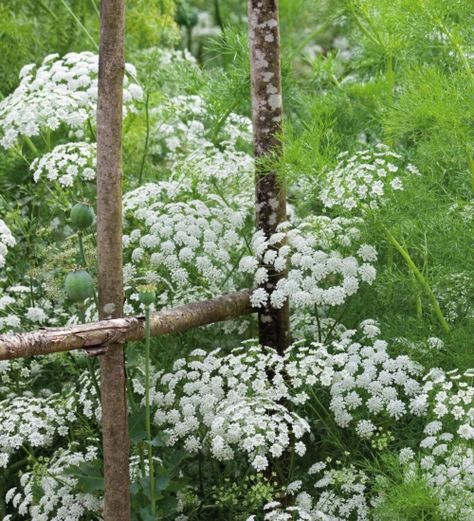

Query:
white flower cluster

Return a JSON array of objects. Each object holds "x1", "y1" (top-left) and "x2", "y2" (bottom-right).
[
  {"x1": 154, "y1": 346, "x2": 310, "y2": 472},
  {"x1": 30, "y1": 142, "x2": 96, "y2": 186},
  {"x1": 150, "y1": 94, "x2": 252, "y2": 163},
  {"x1": 284, "y1": 323, "x2": 423, "y2": 431},
  {"x1": 0, "y1": 220, "x2": 15, "y2": 269},
  {"x1": 0, "y1": 52, "x2": 142, "y2": 148},
  {"x1": 240, "y1": 223, "x2": 377, "y2": 310},
  {"x1": 152, "y1": 47, "x2": 196, "y2": 68},
  {"x1": 320, "y1": 144, "x2": 420, "y2": 211},
  {"x1": 180, "y1": 146, "x2": 255, "y2": 198},
  {"x1": 396, "y1": 367, "x2": 474, "y2": 520},
  {"x1": 435, "y1": 272, "x2": 474, "y2": 323},
  {"x1": 301, "y1": 215, "x2": 365, "y2": 250},
  {"x1": 0, "y1": 284, "x2": 57, "y2": 333},
  {"x1": 123, "y1": 183, "x2": 251, "y2": 306},
  {"x1": 0, "y1": 391, "x2": 73, "y2": 468},
  {"x1": 5, "y1": 444, "x2": 102, "y2": 521},
  {"x1": 249, "y1": 463, "x2": 370, "y2": 520}
]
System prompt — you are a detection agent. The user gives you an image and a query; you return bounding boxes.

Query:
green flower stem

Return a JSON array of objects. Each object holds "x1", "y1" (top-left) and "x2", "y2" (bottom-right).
[
  {"x1": 78, "y1": 231, "x2": 87, "y2": 267},
  {"x1": 58, "y1": 0, "x2": 98, "y2": 49},
  {"x1": 214, "y1": 0, "x2": 224, "y2": 31},
  {"x1": 90, "y1": 0, "x2": 100, "y2": 17},
  {"x1": 78, "y1": 303, "x2": 102, "y2": 400},
  {"x1": 138, "y1": 91, "x2": 151, "y2": 186},
  {"x1": 410, "y1": 270, "x2": 423, "y2": 320},
  {"x1": 144, "y1": 304, "x2": 156, "y2": 515},
  {"x1": 382, "y1": 225, "x2": 450, "y2": 333},
  {"x1": 22, "y1": 136, "x2": 39, "y2": 155},
  {"x1": 186, "y1": 26, "x2": 193, "y2": 52},
  {"x1": 77, "y1": 231, "x2": 99, "y2": 310}
]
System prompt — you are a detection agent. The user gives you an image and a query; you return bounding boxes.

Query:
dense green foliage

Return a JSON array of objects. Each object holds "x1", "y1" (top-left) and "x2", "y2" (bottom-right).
[{"x1": 0, "y1": 1, "x2": 473, "y2": 520}]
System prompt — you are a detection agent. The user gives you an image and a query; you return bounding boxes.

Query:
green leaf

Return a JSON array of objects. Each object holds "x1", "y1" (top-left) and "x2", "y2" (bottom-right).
[
  {"x1": 64, "y1": 460, "x2": 104, "y2": 494},
  {"x1": 129, "y1": 407, "x2": 147, "y2": 444}
]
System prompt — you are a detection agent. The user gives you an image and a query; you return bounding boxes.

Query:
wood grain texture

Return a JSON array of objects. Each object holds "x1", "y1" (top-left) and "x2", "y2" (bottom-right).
[
  {"x1": 0, "y1": 290, "x2": 254, "y2": 361},
  {"x1": 96, "y1": 1, "x2": 130, "y2": 519},
  {"x1": 248, "y1": 0, "x2": 289, "y2": 354}
]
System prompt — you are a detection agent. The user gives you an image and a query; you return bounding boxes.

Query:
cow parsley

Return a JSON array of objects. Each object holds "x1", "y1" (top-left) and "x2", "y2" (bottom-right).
[
  {"x1": 0, "y1": 51, "x2": 142, "y2": 148},
  {"x1": 320, "y1": 144, "x2": 420, "y2": 211},
  {"x1": 30, "y1": 142, "x2": 96, "y2": 186},
  {"x1": 240, "y1": 222, "x2": 377, "y2": 310},
  {"x1": 0, "y1": 220, "x2": 15, "y2": 269}
]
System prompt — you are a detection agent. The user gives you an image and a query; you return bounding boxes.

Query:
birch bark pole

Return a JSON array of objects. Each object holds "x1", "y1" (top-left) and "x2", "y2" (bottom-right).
[
  {"x1": 96, "y1": 1, "x2": 130, "y2": 519},
  {"x1": 248, "y1": 0, "x2": 290, "y2": 354},
  {"x1": 0, "y1": 290, "x2": 253, "y2": 361}
]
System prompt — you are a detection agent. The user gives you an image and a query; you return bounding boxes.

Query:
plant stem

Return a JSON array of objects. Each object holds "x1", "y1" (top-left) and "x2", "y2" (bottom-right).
[
  {"x1": 186, "y1": 26, "x2": 193, "y2": 52},
  {"x1": 382, "y1": 226, "x2": 450, "y2": 333},
  {"x1": 58, "y1": 0, "x2": 98, "y2": 49},
  {"x1": 23, "y1": 136, "x2": 39, "y2": 155},
  {"x1": 77, "y1": 231, "x2": 99, "y2": 310},
  {"x1": 138, "y1": 91, "x2": 150, "y2": 186},
  {"x1": 78, "y1": 304, "x2": 102, "y2": 399},
  {"x1": 214, "y1": 0, "x2": 224, "y2": 31},
  {"x1": 78, "y1": 231, "x2": 87, "y2": 266},
  {"x1": 144, "y1": 305, "x2": 156, "y2": 515},
  {"x1": 90, "y1": 0, "x2": 100, "y2": 17}
]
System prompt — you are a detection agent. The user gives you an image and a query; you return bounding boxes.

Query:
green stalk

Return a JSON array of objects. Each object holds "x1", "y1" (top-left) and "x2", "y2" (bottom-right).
[
  {"x1": 58, "y1": 0, "x2": 98, "y2": 49},
  {"x1": 144, "y1": 305, "x2": 156, "y2": 515},
  {"x1": 78, "y1": 231, "x2": 87, "y2": 266},
  {"x1": 78, "y1": 303, "x2": 102, "y2": 399},
  {"x1": 23, "y1": 136, "x2": 39, "y2": 155},
  {"x1": 90, "y1": 0, "x2": 100, "y2": 17},
  {"x1": 77, "y1": 231, "x2": 99, "y2": 310},
  {"x1": 138, "y1": 91, "x2": 150, "y2": 186},
  {"x1": 466, "y1": 151, "x2": 474, "y2": 192},
  {"x1": 214, "y1": 0, "x2": 224, "y2": 31},
  {"x1": 186, "y1": 26, "x2": 193, "y2": 52},
  {"x1": 382, "y1": 226, "x2": 450, "y2": 333}
]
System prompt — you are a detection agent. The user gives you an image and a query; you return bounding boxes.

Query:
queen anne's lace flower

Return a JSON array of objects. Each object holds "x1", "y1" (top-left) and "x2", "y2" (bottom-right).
[
  {"x1": 150, "y1": 94, "x2": 252, "y2": 163},
  {"x1": 154, "y1": 346, "x2": 310, "y2": 471},
  {"x1": 240, "y1": 222, "x2": 377, "y2": 310},
  {"x1": 30, "y1": 142, "x2": 96, "y2": 186},
  {"x1": 0, "y1": 220, "x2": 15, "y2": 269},
  {"x1": 123, "y1": 181, "x2": 252, "y2": 307},
  {"x1": 0, "y1": 52, "x2": 142, "y2": 148},
  {"x1": 7, "y1": 443, "x2": 103, "y2": 520},
  {"x1": 320, "y1": 144, "x2": 420, "y2": 211}
]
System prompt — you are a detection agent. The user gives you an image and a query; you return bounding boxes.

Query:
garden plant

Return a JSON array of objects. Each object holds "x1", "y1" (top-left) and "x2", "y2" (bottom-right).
[{"x1": 0, "y1": 1, "x2": 473, "y2": 520}]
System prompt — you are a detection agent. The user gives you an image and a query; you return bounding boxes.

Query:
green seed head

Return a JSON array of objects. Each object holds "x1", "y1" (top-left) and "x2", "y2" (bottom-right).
[
  {"x1": 137, "y1": 284, "x2": 156, "y2": 306},
  {"x1": 175, "y1": 2, "x2": 199, "y2": 28},
  {"x1": 65, "y1": 269, "x2": 95, "y2": 303},
  {"x1": 70, "y1": 203, "x2": 94, "y2": 231}
]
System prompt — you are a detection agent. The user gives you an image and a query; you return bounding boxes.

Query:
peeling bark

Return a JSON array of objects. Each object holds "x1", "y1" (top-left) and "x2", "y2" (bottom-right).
[
  {"x1": 96, "y1": 1, "x2": 130, "y2": 519},
  {"x1": 248, "y1": 0, "x2": 289, "y2": 354},
  {"x1": 0, "y1": 290, "x2": 253, "y2": 361}
]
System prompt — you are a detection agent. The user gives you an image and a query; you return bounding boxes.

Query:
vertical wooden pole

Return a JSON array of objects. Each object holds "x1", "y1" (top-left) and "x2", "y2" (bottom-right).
[
  {"x1": 96, "y1": 1, "x2": 131, "y2": 520},
  {"x1": 248, "y1": 0, "x2": 290, "y2": 354}
]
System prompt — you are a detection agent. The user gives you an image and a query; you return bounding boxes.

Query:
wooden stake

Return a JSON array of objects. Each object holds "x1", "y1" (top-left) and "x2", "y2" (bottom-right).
[
  {"x1": 96, "y1": 1, "x2": 130, "y2": 519},
  {"x1": 248, "y1": 0, "x2": 290, "y2": 354},
  {"x1": 0, "y1": 290, "x2": 253, "y2": 361}
]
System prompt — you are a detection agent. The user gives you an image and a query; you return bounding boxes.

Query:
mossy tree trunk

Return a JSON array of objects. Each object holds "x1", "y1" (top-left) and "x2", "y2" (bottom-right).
[
  {"x1": 96, "y1": 1, "x2": 131, "y2": 520},
  {"x1": 248, "y1": 0, "x2": 290, "y2": 354}
]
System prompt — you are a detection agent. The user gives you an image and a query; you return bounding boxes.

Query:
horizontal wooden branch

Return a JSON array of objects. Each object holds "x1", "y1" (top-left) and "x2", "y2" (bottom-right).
[{"x1": 0, "y1": 290, "x2": 253, "y2": 361}]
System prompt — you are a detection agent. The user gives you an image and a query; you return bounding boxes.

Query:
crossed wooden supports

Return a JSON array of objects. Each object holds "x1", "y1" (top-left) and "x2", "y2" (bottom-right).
[
  {"x1": 1, "y1": 1, "x2": 287, "y2": 520},
  {"x1": 0, "y1": 290, "x2": 253, "y2": 361}
]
